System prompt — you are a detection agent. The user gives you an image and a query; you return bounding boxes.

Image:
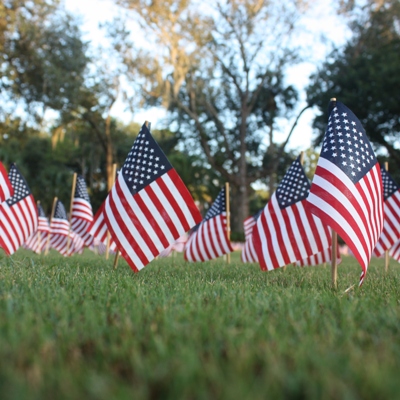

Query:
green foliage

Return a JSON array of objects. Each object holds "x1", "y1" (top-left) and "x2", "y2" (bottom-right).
[
  {"x1": 0, "y1": 251, "x2": 400, "y2": 399},
  {"x1": 1, "y1": 1, "x2": 88, "y2": 122},
  {"x1": 307, "y1": 1, "x2": 400, "y2": 171},
  {"x1": 229, "y1": 231, "x2": 245, "y2": 242}
]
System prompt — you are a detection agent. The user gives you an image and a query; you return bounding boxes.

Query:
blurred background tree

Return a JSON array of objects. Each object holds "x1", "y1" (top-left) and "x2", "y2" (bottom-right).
[{"x1": 307, "y1": 0, "x2": 400, "y2": 181}]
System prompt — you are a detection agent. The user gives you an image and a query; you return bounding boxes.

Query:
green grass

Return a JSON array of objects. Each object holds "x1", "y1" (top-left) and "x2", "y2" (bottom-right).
[{"x1": 1, "y1": 250, "x2": 400, "y2": 400}]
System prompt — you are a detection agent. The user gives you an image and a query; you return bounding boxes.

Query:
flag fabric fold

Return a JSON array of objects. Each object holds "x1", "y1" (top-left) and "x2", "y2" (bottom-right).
[
  {"x1": 0, "y1": 161, "x2": 13, "y2": 202},
  {"x1": 104, "y1": 123, "x2": 202, "y2": 271},
  {"x1": 305, "y1": 100, "x2": 383, "y2": 285},
  {"x1": 252, "y1": 156, "x2": 332, "y2": 271},
  {"x1": 184, "y1": 187, "x2": 233, "y2": 262},
  {"x1": 0, "y1": 164, "x2": 38, "y2": 255},
  {"x1": 373, "y1": 165, "x2": 400, "y2": 257},
  {"x1": 70, "y1": 175, "x2": 94, "y2": 247}
]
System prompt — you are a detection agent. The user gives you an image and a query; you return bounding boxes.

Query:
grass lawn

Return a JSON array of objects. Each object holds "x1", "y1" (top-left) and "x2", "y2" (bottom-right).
[{"x1": 0, "y1": 249, "x2": 400, "y2": 399}]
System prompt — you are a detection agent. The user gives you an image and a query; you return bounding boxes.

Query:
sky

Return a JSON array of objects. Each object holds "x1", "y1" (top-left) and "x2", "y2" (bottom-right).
[{"x1": 63, "y1": 0, "x2": 351, "y2": 152}]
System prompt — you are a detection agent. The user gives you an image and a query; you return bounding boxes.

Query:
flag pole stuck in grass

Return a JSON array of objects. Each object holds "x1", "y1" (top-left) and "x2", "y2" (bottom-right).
[
  {"x1": 66, "y1": 173, "x2": 77, "y2": 254},
  {"x1": 45, "y1": 196, "x2": 58, "y2": 256}
]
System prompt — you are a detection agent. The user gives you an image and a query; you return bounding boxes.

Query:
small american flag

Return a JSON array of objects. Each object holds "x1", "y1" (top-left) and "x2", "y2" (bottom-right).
[
  {"x1": 0, "y1": 161, "x2": 13, "y2": 202},
  {"x1": 49, "y1": 200, "x2": 76, "y2": 256},
  {"x1": 373, "y1": 165, "x2": 400, "y2": 257},
  {"x1": 241, "y1": 211, "x2": 261, "y2": 263},
  {"x1": 23, "y1": 203, "x2": 50, "y2": 253},
  {"x1": 253, "y1": 156, "x2": 332, "y2": 271},
  {"x1": 104, "y1": 123, "x2": 202, "y2": 271},
  {"x1": 305, "y1": 100, "x2": 383, "y2": 285},
  {"x1": 71, "y1": 175, "x2": 94, "y2": 247},
  {"x1": 0, "y1": 164, "x2": 38, "y2": 255},
  {"x1": 37, "y1": 203, "x2": 50, "y2": 233},
  {"x1": 184, "y1": 187, "x2": 233, "y2": 262}
]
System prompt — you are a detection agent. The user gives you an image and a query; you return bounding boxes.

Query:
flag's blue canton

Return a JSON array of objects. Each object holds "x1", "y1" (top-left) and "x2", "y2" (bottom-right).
[
  {"x1": 38, "y1": 203, "x2": 46, "y2": 217},
  {"x1": 75, "y1": 175, "x2": 90, "y2": 202},
  {"x1": 321, "y1": 101, "x2": 376, "y2": 184},
  {"x1": 6, "y1": 164, "x2": 31, "y2": 206},
  {"x1": 54, "y1": 200, "x2": 68, "y2": 220},
  {"x1": 204, "y1": 188, "x2": 226, "y2": 221},
  {"x1": 380, "y1": 166, "x2": 399, "y2": 200},
  {"x1": 276, "y1": 157, "x2": 310, "y2": 209},
  {"x1": 122, "y1": 123, "x2": 172, "y2": 195}
]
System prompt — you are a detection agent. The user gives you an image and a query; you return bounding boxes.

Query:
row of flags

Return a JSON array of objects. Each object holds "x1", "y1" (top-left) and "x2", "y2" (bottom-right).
[{"x1": 0, "y1": 101, "x2": 399, "y2": 286}]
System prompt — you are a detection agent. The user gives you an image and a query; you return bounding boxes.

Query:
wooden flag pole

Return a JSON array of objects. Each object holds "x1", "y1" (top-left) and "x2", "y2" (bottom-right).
[
  {"x1": 106, "y1": 163, "x2": 118, "y2": 260},
  {"x1": 113, "y1": 250, "x2": 120, "y2": 269},
  {"x1": 45, "y1": 197, "x2": 58, "y2": 255},
  {"x1": 66, "y1": 173, "x2": 77, "y2": 254},
  {"x1": 330, "y1": 97, "x2": 338, "y2": 289},
  {"x1": 384, "y1": 161, "x2": 390, "y2": 273},
  {"x1": 111, "y1": 161, "x2": 119, "y2": 268},
  {"x1": 225, "y1": 182, "x2": 231, "y2": 264},
  {"x1": 37, "y1": 200, "x2": 42, "y2": 254}
]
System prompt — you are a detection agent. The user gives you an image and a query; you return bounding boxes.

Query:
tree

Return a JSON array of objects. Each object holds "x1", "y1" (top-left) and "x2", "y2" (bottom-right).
[
  {"x1": 114, "y1": 0, "x2": 307, "y2": 231},
  {"x1": 0, "y1": 0, "x2": 89, "y2": 125},
  {"x1": 307, "y1": 0, "x2": 400, "y2": 171}
]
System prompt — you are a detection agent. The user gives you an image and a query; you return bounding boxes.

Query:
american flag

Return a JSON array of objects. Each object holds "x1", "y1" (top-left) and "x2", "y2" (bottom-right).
[
  {"x1": 104, "y1": 123, "x2": 202, "y2": 271},
  {"x1": 241, "y1": 212, "x2": 261, "y2": 263},
  {"x1": 71, "y1": 175, "x2": 94, "y2": 247},
  {"x1": 252, "y1": 156, "x2": 332, "y2": 271},
  {"x1": 23, "y1": 203, "x2": 50, "y2": 253},
  {"x1": 37, "y1": 203, "x2": 50, "y2": 233},
  {"x1": 184, "y1": 187, "x2": 233, "y2": 262},
  {"x1": 305, "y1": 100, "x2": 383, "y2": 285},
  {"x1": 373, "y1": 165, "x2": 400, "y2": 257},
  {"x1": 0, "y1": 164, "x2": 38, "y2": 255},
  {"x1": 49, "y1": 199, "x2": 82, "y2": 256},
  {"x1": 0, "y1": 161, "x2": 13, "y2": 202}
]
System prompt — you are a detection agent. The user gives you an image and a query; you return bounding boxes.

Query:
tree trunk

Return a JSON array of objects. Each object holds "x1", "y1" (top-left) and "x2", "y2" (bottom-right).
[
  {"x1": 105, "y1": 113, "x2": 114, "y2": 191},
  {"x1": 231, "y1": 106, "x2": 250, "y2": 235},
  {"x1": 230, "y1": 183, "x2": 249, "y2": 236}
]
